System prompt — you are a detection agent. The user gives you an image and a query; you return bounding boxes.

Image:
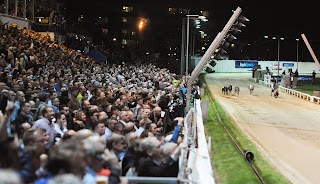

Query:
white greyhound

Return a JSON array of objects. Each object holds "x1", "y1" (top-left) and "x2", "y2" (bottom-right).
[{"x1": 249, "y1": 84, "x2": 254, "y2": 94}]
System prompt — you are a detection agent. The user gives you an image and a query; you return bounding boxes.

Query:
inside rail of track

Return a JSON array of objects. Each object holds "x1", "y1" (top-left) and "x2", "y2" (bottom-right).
[{"x1": 205, "y1": 87, "x2": 265, "y2": 184}]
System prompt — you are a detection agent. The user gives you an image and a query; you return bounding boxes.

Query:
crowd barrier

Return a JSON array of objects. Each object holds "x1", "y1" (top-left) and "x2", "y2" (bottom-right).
[
  {"x1": 257, "y1": 77, "x2": 320, "y2": 105},
  {"x1": 279, "y1": 86, "x2": 320, "y2": 104},
  {"x1": 181, "y1": 99, "x2": 215, "y2": 184},
  {"x1": 125, "y1": 98, "x2": 215, "y2": 184}
]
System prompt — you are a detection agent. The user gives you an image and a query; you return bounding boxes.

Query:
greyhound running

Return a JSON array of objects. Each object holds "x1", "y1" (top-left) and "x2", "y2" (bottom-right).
[
  {"x1": 234, "y1": 86, "x2": 240, "y2": 97},
  {"x1": 249, "y1": 84, "x2": 254, "y2": 94}
]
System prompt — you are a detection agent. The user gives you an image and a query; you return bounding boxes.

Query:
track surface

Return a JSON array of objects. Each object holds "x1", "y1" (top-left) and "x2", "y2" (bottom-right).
[{"x1": 205, "y1": 73, "x2": 320, "y2": 184}]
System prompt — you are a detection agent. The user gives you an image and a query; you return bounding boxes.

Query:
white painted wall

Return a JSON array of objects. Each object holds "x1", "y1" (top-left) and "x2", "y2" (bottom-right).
[{"x1": 192, "y1": 57, "x2": 319, "y2": 76}]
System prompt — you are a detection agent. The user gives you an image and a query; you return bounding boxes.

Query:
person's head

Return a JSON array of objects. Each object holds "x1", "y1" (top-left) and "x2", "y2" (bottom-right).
[
  {"x1": 28, "y1": 100, "x2": 36, "y2": 109},
  {"x1": 136, "y1": 97, "x2": 143, "y2": 105},
  {"x1": 125, "y1": 132, "x2": 140, "y2": 151},
  {"x1": 82, "y1": 135, "x2": 106, "y2": 172},
  {"x1": 139, "y1": 118, "x2": 152, "y2": 129},
  {"x1": 113, "y1": 122, "x2": 125, "y2": 135},
  {"x1": 127, "y1": 111, "x2": 136, "y2": 122},
  {"x1": 106, "y1": 117, "x2": 118, "y2": 131},
  {"x1": 8, "y1": 90, "x2": 16, "y2": 102},
  {"x1": 20, "y1": 101, "x2": 31, "y2": 114},
  {"x1": 111, "y1": 105, "x2": 120, "y2": 116},
  {"x1": 119, "y1": 111, "x2": 129, "y2": 122},
  {"x1": 92, "y1": 121, "x2": 106, "y2": 136},
  {"x1": 60, "y1": 104, "x2": 70, "y2": 116},
  {"x1": 62, "y1": 130, "x2": 76, "y2": 141},
  {"x1": 146, "y1": 123, "x2": 159, "y2": 134},
  {"x1": 42, "y1": 106, "x2": 55, "y2": 121},
  {"x1": 46, "y1": 139, "x2": 87, "y2": 178},
  {"x1": 74, "y1": 111, "x2": 86, "y2": 121},
  {"x1": 23, "y1": 129, "x2": 47, "y2": 155},
  {"x1": 55, "y1": 112, "x2": 67, "y2": 128},
  {"x1": 16, "y1": 91, "x2": 26, "y2": 103},
  {"x1": 98, "y1": 111, "x2": 108, "y2": 122},
  {"x1": 139, "y1": 136, "x2": 163, "y2": 161},
  {"x1": 140, "y1": 129, "x2": 154, "y2": 138},
  {"x1": 82, "y1": 100, "x2": 91, "y2": 109},
  {"x1": 153, "y1": 107, "x2": 162, "y2": 116},
  {"x1": 106, "y1": 133, "x2": 127, "y2": 155},
  {"x1": 124, "y1": 122, "x2": 135, "y2": 134},
  {"x1": 51, "y1": 97, "x2": 60, "y2": 107}
]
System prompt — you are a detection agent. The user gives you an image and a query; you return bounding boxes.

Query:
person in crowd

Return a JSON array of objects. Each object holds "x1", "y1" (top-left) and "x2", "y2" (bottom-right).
[
  {"x1": 68, "y1": 90, "x2": 81, "y2": 113},
  {"x1": 122, "y1": 132, "x2": 140, "y2": 176},
  {"x1": 92, "y1": 121, "x2": 106, "y2": 138},
  {"x1": 311, "y1": 70, "x2": 316, "y2": 85},
  {"x1": 106, "y1": 133, "x2": 127, "y2": 167},
  {"x1": 101, "y1": 117, "x2": 118, "y2": 141},
  {"x1": 53, "y1": 112, "x2": 68, "y2": 141},
  {"x1": 59, "y1": 104, "x2": 74, "y2": 130},
  {"x1": 19, "y1": 129, "x2": 48, "y2": 183},
  {"x1": 82, "y1": 135, "x2": 106, "y2": 184},
  {"x1": 12, "y1": 101, "x2": 32, "y2": 138},
  {"x1": 34, "y1": 92, "x2": 50, "y2": 121},
  {"x1": 10, "y1": 90, "x2": 26, "y2": 123},
  {"x1": 50, "y1": 97, "x2": 60, "y2": 113},
  {"x1": 118, "y1": 110, "x2": 129, "y2": 126},
  {"x1": 113, "y1": 122, "x2": 126, "y2": 135},
  {"x1": 33, "y1": 139, "x2": 87, "y2": 184},
  {"x1": 136, "y1": 136, "x2": 182, "y2": 177},
  {"x1": 32, "y1": 106, "x2": 56, "y2": 148},
  {"x1": 73, "y1": 110, "x2": 87, "y2": 131}
]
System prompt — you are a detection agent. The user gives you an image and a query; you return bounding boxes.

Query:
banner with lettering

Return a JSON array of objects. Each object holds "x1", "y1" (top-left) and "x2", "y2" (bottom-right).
[{"x1": 235, "y1": 61, "x2": 258, "y2": 68}]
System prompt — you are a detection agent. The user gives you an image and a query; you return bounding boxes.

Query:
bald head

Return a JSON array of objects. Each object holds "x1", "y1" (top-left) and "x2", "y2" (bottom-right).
[{"x1": 153, "y1": 107, "x2": 161, "y2": 116}]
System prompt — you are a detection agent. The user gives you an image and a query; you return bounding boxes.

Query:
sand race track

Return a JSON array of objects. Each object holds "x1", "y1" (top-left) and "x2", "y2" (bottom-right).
[{"x1": 204, "y1": 73, "x2": 320, "y2": 184}]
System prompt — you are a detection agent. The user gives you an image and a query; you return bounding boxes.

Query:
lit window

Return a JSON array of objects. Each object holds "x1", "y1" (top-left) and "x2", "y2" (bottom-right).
[
  {"x1": 122, "y1": 17, "x2": 128, "y2": 23},
  {"x1": 131, "y1": 31, "x2": 136, "y2": 36},
  {"x1": 122, "y1": 39, "x2": 127, "y2": 45},
  {"x1": 122, "y1": 29, "x2": 127, "y2": 34},
  {"x1": 201, "y1": 10, "x2": 209, "y2": 17},
  {"x1": 102, "y1": 28, "x2": 108, "y2": 34},
  {"x1": 122, "y1": 6, "x2": 133, "y2": 12}
]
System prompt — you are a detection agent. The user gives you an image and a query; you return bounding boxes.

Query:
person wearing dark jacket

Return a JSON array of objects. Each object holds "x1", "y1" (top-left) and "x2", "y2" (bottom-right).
[{"x1": 136, "y1": 137, "x2": 181, "y2": 177}]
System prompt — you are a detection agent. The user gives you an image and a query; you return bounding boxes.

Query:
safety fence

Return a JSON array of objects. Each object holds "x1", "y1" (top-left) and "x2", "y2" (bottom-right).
[
  {"x1": 125, "y1": 98, "x2": 215, "y2": 184},
  {"x1": 279, "y1": 86, "x2": 320, "y2": 104}
]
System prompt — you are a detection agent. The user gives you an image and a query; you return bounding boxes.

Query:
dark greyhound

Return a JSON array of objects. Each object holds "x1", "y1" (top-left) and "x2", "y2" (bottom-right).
[
  {"x1": 222, "y1": 86, "x2": 228, "y2": 95},
  {"x1": 227, "y1": 85, "x2": 232, "y2": 95}
]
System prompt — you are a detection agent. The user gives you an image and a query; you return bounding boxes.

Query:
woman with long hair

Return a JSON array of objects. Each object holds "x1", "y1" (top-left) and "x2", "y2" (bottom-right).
[{"x1": 72, "y1": 111, "x2": 86, "y2": 131}]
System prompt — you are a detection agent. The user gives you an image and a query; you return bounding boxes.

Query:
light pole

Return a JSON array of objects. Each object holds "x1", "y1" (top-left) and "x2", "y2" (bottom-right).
[
  {"x1": 180, "y1": 19, "x2": 186, "y2": 76},
  {"x1": 185, "y1": 15, "x2": 207, "y2": 76},
  {"x1": 296, "y1": 38, "x2": 299, "y2": 72},
  {"x1": 271, "y1": 36, "x2": 283, "y2": 76}
]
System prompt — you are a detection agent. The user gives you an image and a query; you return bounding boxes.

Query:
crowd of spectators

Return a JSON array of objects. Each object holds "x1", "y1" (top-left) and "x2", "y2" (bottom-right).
[{"x1": 0, "y1": 21, "x2": 199, "y2": 184}]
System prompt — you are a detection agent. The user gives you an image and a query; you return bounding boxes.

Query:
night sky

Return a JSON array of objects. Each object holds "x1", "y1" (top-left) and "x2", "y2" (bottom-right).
[{"x1": 69, "y1": 0, "x2": 320, "y2": 61}]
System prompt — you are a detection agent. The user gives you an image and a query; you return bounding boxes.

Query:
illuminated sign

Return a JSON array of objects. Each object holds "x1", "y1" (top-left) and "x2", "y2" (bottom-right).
[
  {"x1": 283, "y1": 63, "x2": 294, "y2": 67},
  {"x1": 235, "y1": 61, "x2": 258, "y2": 68}
]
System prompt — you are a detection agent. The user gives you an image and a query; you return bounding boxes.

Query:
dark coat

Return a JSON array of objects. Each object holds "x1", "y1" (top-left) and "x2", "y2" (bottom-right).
[{"x1": 137, "y1": 156, "x2": 178, "y2": 177}]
